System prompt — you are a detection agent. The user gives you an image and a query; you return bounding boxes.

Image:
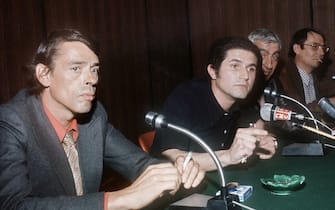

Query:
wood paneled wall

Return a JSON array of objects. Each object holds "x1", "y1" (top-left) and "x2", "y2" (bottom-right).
[
  {"x1": 1, "y1": 0, "x2": 334, "y2": 142},
  {"x1": 188, "y1": 0, "x2": 312, "y2": 75},
  {"x1": 0, "y1": 0, "x2": 44, "y2": 102}
]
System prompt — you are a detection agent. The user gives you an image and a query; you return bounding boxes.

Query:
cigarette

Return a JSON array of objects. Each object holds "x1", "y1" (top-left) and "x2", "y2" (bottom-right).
[{"x1": 183, "y1": 151, "x2": 192, "y2": 170}]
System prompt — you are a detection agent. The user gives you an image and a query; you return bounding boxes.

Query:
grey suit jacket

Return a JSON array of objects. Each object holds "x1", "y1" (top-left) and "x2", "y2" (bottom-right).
[{"x1": 0, "y1": 90, "x2": 160, "y2": 210}]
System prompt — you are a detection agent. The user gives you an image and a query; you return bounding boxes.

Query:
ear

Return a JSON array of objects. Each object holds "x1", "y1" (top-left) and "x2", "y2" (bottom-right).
[
  {"x1": 35, "y1": 63, "x2": 51, "y2": 87},
  {"x1": 293, "y1": 44, "x2": 301, "y2": 55},
  {"x1": 207, "y1": 64, "x2": 218, "y2": 80}
]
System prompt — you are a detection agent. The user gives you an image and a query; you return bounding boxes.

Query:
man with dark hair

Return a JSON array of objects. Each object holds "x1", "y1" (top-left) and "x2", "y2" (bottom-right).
[
  {"x1": 151, "y1": 37, "x2": 277, "y2": 172},
  {"x1": 277, "y1": 27, "x2": 335, "y2": 141},
  {"x1": 280, "y1": 28, "x2": 331, "y2": 111},
  {"x1": 0, "y1": 29, "x2": 204, "y2": 210}
]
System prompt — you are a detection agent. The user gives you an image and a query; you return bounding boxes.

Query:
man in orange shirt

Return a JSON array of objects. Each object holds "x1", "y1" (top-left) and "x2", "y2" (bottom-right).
[{"x1": 0, "y1": 29, "x2": 204, "y2": 210}]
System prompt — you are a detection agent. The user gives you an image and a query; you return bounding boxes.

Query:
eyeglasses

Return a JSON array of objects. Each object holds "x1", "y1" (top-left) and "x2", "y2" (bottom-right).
[{"x1": 303, "y1": 43, "x2": 330, "y2": 53}]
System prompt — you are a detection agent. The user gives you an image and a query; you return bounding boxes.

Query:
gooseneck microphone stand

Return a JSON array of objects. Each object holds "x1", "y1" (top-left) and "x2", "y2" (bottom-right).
[{"x1": 145, "y1": 112, "x2": 243, "y2": 210}]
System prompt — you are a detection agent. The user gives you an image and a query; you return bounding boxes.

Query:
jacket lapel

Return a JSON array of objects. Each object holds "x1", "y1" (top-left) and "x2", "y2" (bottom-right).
[
  {"x1": 28, "y1": 96, "x2": 76, "y2": 195},
  {"x1": 77, "y1": 110, "x2": 102, "y2": 193}
]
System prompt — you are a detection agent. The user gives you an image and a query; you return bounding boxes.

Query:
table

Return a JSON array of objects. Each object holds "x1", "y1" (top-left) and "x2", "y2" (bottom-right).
[{"x1": 201, "y1": 146, "x2": 335, "y2": 210}]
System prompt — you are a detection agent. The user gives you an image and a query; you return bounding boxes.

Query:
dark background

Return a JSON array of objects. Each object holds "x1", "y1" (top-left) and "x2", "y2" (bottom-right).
[{"x1": 1, "y1": 0, "x2": 335, "y2": 144}]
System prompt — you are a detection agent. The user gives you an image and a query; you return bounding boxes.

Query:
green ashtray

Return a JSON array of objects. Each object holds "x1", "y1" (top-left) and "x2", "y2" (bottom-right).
[{"x1": 260, "y1": 174, "x2": 305, "y2": 195}]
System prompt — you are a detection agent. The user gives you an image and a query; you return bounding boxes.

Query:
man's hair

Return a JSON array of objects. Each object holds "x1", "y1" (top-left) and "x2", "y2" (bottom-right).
[
  {"x1": 207, "y1": 36, "x2": 262, "y2": 75},
  {"x1": 27, "y1": 29, "x2": 98, "y2": 95},
  {"x1": 288, "y1": 27, "x2": 326, "y2": 58},
  {"x1": 248, "y1": 28, "x2": 282, "y2": 49}
]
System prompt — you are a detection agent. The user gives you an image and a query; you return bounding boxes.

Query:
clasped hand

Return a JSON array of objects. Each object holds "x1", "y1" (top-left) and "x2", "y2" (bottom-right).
[
  {"x1": 107, "y1": 156, "x2": 205, "y2": 209},
  {"x1": 228, "y1": 124, "x2": 276, "y2": 165}
]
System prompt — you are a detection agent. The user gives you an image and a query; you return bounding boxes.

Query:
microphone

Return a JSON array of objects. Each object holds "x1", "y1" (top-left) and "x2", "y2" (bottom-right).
[
  {"x1": 263, "y1": 88, "x2": 324, "y2": 156},
  {"x1": 260, "y1": 103, "x2": 325, "y2": 156},
  {"x1": 145, "y1": 111, "x2": 167, "y2": 128},
  {"x1": 263, "y1": 87, "x2": 319, "y2": 129},
  {"x1": 260, "y1": 103, "x2": 305, "y2": 121},
  {"x1": 145, "y1": 112, "x2": 242, "y2": 210},
  {"x1": 318, "y1": 97, "x2": 335, "y2": 119}
]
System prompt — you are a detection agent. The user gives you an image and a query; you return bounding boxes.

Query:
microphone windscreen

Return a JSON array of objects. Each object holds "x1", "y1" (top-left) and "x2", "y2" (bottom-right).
[
  {"x1": 145, "y1": 112, "x2": 167, "y2": 128},
  {"x1": 145, "y1": 112, "x2": 158, "y2": 127},
  {"x1": 263, "y1": 86, "x2": 279, "y2": 98},
  {"x1": 260, "y1": 103, "x2": 274, "y2": 121},
  {"x1": 318, "y1": 97, "x2": 335, "y2": 119}
]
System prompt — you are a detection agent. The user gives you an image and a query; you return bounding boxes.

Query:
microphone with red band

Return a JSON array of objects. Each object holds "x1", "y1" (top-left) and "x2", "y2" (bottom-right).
[{"x1": 260, "y1": 103, "x2": 305, "y2": 121}]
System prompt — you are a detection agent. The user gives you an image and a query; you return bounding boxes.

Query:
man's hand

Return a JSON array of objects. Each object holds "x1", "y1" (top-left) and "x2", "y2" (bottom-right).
[
  {"x1": 227, "y1": 127, "x2": 268, "y2": 164},
  {"x1": 256, "y1": 134, "x2": 277, "y2": 159},
  {"x1": 107, "y1": 159, "x2": 204, "y2": 210},
  {"x1": 174, "y1": 155, "x2": 205, "y2": 189},
  {"x1": 254, "y1": 120, "x2": 277, "y2": 159},
  {"x1": 227, "y1": 119, "x2": 276, "y2": 164},
  {"x1": 107, "y1": 163, "x2": 182, "y2": 210}
]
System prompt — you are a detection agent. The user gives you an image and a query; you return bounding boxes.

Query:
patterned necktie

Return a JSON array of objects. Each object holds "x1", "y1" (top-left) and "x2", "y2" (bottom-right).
[
  {"x1": 63, "y1": 131, "x2": 83, "y2": 195},
  {"x1": 305, "y1": 75, "x2": 316, "y2": 104}
]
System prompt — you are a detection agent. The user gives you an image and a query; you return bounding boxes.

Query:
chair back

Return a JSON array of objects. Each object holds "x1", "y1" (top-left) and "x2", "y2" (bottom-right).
[{"x1": 138, "y1": 131, "x2": 155, "y2": 153}]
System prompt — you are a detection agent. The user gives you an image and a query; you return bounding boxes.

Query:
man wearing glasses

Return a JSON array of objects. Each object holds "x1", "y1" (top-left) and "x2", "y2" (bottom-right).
[
  {"x1": 279, "y1": 28, "x2": 332, "y2": 112},
  {"x1": 276, "y1": 28, "x2": 335, "y2": 143}
]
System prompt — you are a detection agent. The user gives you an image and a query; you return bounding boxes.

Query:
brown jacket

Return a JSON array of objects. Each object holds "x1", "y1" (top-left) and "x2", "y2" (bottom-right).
[{"x1": 279, "y1": 60, "x2": 322, "y2": 112}]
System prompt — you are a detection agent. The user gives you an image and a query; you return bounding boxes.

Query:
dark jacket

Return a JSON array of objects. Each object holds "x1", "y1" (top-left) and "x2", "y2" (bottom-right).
[
  {"x1": 278, "y1": 60, "x2": 322, "y2": 113},
  {"x1": 0, "y1": 90, "x2": 159, "y2": 210}
]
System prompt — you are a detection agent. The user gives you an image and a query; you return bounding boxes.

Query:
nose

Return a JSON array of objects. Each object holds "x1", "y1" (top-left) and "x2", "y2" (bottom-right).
[
  {"x1": 239, "y1": 67, "x2": 249, "y2": 80},
  {"x1": 84, "y1": 70, "x2": 98, "y2": 86},
  {"x1": 318, "y1": 47, "x2": 325, "y2": 56},
  {"x1": 263, "y1": 56, "x2": 273, "y2": 70}
]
